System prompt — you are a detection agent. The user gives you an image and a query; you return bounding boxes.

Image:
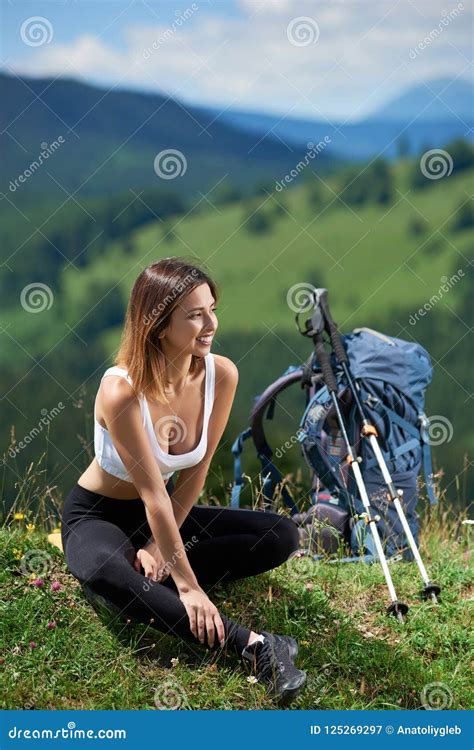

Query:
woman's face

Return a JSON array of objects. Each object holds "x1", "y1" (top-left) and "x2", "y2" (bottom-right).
[{"x1": 158, "y1": 283, "x2": 218, "y2": 357}]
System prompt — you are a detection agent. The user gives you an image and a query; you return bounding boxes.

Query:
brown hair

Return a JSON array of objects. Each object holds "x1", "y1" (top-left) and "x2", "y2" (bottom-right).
[{"x1": 114, "y1": 256, "x2": 219, "y2": 405}]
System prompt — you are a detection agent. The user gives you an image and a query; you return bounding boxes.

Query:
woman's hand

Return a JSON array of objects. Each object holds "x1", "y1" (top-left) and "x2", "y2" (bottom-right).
[
  {"x1": 133, "y1": 543, "x2": 169, "y2": 583},
  {"x1": 179, "y1": 586, "x2": 226, "y2": 648}
]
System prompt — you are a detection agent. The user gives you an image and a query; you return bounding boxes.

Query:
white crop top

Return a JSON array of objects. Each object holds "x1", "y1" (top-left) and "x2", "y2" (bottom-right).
[{"x1": 94, "y1": 353, "x2": 216, "y2": 483}]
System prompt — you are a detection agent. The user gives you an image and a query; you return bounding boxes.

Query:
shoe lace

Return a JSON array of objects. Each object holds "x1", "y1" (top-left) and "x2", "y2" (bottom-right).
[{"x1": 254, "y1": 638, "x2": 286, "y2": 681}]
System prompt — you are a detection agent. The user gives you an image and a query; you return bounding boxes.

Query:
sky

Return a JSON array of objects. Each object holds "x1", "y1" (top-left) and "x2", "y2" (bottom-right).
[{"x1": 1, "y1": 0, "x2": 472, "y2": 122}]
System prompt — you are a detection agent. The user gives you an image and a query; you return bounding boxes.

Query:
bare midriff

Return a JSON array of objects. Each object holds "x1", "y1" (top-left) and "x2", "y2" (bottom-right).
[{"x1": 77, "y1": 458, "x2": 170, "y2": 500}]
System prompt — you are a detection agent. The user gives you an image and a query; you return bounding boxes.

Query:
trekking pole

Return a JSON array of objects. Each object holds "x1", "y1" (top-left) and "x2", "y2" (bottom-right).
[
  {"x1": 317, "y1": 289, "x2": 441, "y2": 605},
  {"x1": 300, "y1": 292, "x2": 409, "y2": 623}
]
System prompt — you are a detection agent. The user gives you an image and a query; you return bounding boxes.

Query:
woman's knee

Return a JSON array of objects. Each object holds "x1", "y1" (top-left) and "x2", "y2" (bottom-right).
[
  {"x1": 264, "y1": 514, "x2": 300, "y2": 564},
  {"x1": 74, "y1": 548, "x2": 127, "y2": 586}
]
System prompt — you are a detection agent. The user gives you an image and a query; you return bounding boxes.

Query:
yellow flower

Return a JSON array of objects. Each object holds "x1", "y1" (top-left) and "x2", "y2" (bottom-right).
[
  {"x1": 26, "y1": 524, "x2": 35, "y2": 533},
  {"x1": 12, "y1": 548, "x2": 23, "y2": 560},
  {"x1": 13, "y1": 513, "x2": 25, "y2": 521}
]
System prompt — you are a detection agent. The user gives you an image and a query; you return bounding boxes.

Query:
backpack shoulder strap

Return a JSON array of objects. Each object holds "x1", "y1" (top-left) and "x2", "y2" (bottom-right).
[
  {"x1": 230, "y1": 428, "x2": 252, "y2": 508},
  {"x1": 419, "y1": 414, "x2": 437, "y2": 506},
  {"x1": 230, "y1": 366, "x2": 303, "y2": 514}
]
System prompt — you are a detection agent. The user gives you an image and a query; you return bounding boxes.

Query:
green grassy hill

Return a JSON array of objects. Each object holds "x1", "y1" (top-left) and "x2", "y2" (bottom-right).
[
  {"x1": 48, "y1": 159, "x2": 471, "y2": 343},
  {"x1": 1, "y1": 157, "x2": 472, "y2": 508}
]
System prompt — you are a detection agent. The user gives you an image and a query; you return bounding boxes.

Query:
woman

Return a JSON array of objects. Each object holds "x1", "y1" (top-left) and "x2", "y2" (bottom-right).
[{"x1": 61, "y1": 256, "x2": 306, "y2": 705}]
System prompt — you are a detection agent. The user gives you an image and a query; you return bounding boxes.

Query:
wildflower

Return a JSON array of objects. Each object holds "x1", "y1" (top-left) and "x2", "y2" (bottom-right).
[
  {"x1": 47, "y1": 621, "x2": 57, "y2": 630},
  {"x1": 12, "y1": 548, "x2": 23, "y2": 560},
  {"x1": 26, "y1": 523, "x2": 35, "y2": 533},
  {"x1": 51, "y1": 581, "x2": 62, "y2": 592},
  {"x1": 32, "y1": 578, "x2": 44, "y2": 588},
  {"x1": 52, "y1": 526, "x2": 61, "y2": 533},
  {"x1": 246, "y1": 675, "x2": 258, "y2": 684},
  {"x1": 304, "y1": 582, "x2": 314, "y2": 591},
  {"x1": 29, "y1": 641, "x2": 37, "y2": 649},
  {"x1": 170, "y1": 657, "x2": 179, "y2": 668},
  {"x1": 14, "y1": 513, "x2": 25, "y2": 521}
]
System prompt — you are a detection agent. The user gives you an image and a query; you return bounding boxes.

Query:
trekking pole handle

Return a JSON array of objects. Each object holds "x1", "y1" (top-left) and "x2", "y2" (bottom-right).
[
  {"x1": 319, "y1": 290, "x2": 348, "y2": 365},
  {"x1": 314, "y1": 334, "x2": 338, "y2": 393}
]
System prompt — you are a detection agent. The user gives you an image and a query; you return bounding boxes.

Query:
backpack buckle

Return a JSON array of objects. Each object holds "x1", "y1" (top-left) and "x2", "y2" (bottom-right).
[
  {"x1": 364, "y1": 393, "x2": 379, "y2": 409},
  {"x1": 418, "y1": 413, "x2": 430, "y2": 442}
]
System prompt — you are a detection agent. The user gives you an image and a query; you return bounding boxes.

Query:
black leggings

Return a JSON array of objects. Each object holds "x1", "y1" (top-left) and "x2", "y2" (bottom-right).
[{"x1": 61, "y1": 483, "x2": 300, "y2": 658}]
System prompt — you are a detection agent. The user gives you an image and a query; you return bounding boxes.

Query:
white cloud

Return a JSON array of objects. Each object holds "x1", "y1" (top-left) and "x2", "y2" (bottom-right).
[{"x1": 6, "y1": 0, "x2": 472, "y2": 120}]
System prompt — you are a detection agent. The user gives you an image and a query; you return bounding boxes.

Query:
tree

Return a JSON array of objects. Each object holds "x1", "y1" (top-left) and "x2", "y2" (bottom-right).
[
  {"x1": 451, "y1": 199, "x2": 474, "y2": 232},
  {"x1": 370, "y1": 159, "x2": 393, "y2": 204},
  {"x1": 397, "y1": 135, "x2": 410, "y2": 159},
  {"x1": 338, "y1": 159, "x2": 393, "y2": 206},
  {"x1": 243, "y1": 200, "x2": 273, "y2": 234},
  {"x1": 305, "y1": 178, "x2": 324, "y2": 208},
  {"x1": 408, "y1": 217, "x2": 429, "y2": 237},
  {"x1": 212, "y1": 182, "x2": 243, "y2": 205}
]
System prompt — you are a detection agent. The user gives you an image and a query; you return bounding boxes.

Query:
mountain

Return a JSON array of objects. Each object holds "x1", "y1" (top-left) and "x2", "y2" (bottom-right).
[
  {"x1": 371, "y1": 78, "x2": 473, "y2": 121},
  {"x1": 208, "y1": 77, "x2": 473, "y2": 160},
  {"x1": 0, "y1": 73, "x2": 334, "y2": 202}
]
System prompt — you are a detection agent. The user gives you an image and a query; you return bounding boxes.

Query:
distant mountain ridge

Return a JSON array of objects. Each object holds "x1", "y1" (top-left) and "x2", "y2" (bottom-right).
[
  {"x1": 371, "y1": 78, "x2": 473, "y2": 121},
  {"x1": 0, "y1": 72, "x2": 333, "y2": 202},
  {"x1": 207, "y1": 77, "x2": 473, "y2": 160}
]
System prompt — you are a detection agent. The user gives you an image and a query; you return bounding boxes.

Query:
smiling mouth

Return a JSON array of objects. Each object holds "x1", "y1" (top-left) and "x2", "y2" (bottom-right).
[{"x1": 196, "y1": 335, "x2": 213, "y2": 344}]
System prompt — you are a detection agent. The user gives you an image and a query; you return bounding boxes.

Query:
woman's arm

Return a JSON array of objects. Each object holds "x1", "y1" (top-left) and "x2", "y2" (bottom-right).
[{"x1": 170, "y1": 357, "x2": 239, "y2": 529}]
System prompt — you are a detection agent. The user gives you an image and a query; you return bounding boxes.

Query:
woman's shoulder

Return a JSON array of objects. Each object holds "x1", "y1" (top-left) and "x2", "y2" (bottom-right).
[
  {"x1": 99, "y1": 369, "x2": 138, "y2": 409},
  {"x1": 211, "y1": 354, "x2": 239, "y2": 387}
]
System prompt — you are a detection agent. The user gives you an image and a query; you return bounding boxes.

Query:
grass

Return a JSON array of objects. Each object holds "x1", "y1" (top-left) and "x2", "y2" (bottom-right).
[{"x1": 1, "y1": 476, "x2": 472, "y2": 711}]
